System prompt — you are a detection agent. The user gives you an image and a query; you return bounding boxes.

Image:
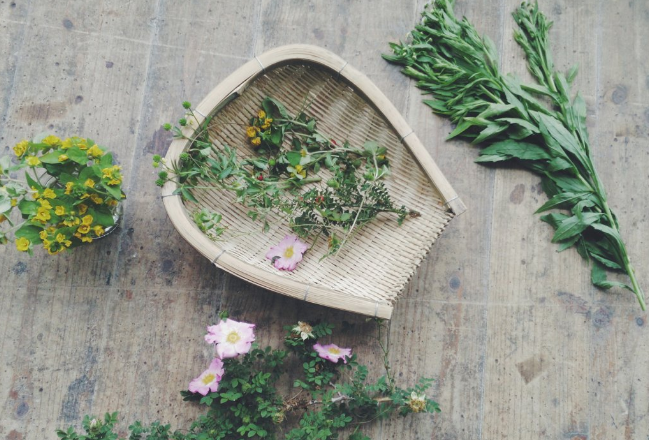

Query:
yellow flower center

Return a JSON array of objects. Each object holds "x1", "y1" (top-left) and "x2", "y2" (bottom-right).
[
  {"x1": 328, "y1": 347, "x2": 340, "y2": 355},
  {"x1": 226, "y1": 331, "x2": 241, "y2": 344},
  {"x1": 201, "y1": 373, "x2": 216, "y2": 385},
  {"x1": 283, "y1": 246, "x2": 294, "y2": 258}
]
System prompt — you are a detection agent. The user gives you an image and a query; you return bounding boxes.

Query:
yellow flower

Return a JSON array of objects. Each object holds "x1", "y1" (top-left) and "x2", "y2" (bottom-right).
[
  {"x1": 39, "y1": 230, "x2": 49, "y2": 240},
  {"x1": 246, "y1": 126, "x2": 257, "y2": 138},
  {"x1": 81, "y1": 236, "x2": 93, "y2": 243},
  {"x1": 13, "y1": 140, "x2": 29, "y2": 157},
  {"x1": 265, "y1": 118, "x2": 273, "y2": 124},
  {"x1": 295, "y1": 165, "x2": 303, "y2": 173},
  {"x1": 61, "y1": 138, "x2": 73, "y2": 150},
  {"x1": 32, "y1": 187, "x2": 41, "y2": 199},
  {"x1": 15, "y1": 237, "x2": 30, "y2": 252},
  {"x1": 63, "y1": 217, "x2": 80, "y2": 227},
  {"x1": 65, "y1": 182, "x2": 74, "y2": 194},
  {"x1": 87, "y1": 145, "x2": 103, "y2": 158},
  {"x1": 11, "y1": 198, "x2": 17, "y2": 207},
  {"x1": 300, "y1": 149, "x2": 307, "y2": 157},
  {"x1": 26, "y1": 156, "x2": 41, "y2": 167},
  {"x1": 58, "y1": 154, "x2": 69, "y2": 162},
  {"x1": 84, "y1": 179, "x2": 95, "y2": 188},
  {"x1": 42, "y1": 135, "x2": 61, "y2": 147},
  {"x1": 90, "y1": 194, "x2": 103, "y2": 204},
  {"x1": 34, "y1": 208, "x2": 52, "y2": 223},
  {"x1": 80, "y1": 193, "x2": 90, "y2": 199},
  {"x1": 107, "y1": 178, "x2": 121, "y2": 186},
  {"x1": 64, "y1": 240, "x2": 72, "y2": 247},
  {"x1": 73, "y1": 232, "x2": 82, "y2": 239},
  {"x1": 258, "y1": 110, "x2": 266, "y2": 119},
  {"x1": 43, "y1": 239, "x2": 51, "y2": 248},
  {"x1": 78, "y1": 142, "x2": 88, "y2": 150},
  {"x1": 81, "y1": 215, "x2": 94, "y2": 225},
  {"x1": 55, "y1": 206, "x2": 65, "y2": 216},
  {"x1": 77, "y1": 204, "x2": 88, "y2": 215},
  {"x1": 42, "y1": 188, "x2": 56, "y2": 199},
  {"x1": 261, "y1": 122, "x2": 270, "y2": 130},
  {"x1": 106, "y1": 199, "x2": 118, "y2": 208},
  {"x1": 102, "y1": 168, "x2": 113, "y2": 179},
  {"x1": 251, "y1": 137, "x2": 261, "y2": 146},
  {"x1": 38, "y1": 199, "x2": 52, "y2": 209},
  {"x1": 77, "y1": 224, "x2": 90, "y2": 234},
  {"x1": 93, "y1": 225, "x2": 105, "y2": 236},
  {"x1": 56, "y1": 233, "x2": 66, "y2": 243}
]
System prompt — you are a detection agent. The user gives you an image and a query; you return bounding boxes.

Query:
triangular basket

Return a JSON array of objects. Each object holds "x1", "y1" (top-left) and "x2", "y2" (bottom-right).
[{"x1": 162, "y1": 44, "x2": 466, "y2": 319}]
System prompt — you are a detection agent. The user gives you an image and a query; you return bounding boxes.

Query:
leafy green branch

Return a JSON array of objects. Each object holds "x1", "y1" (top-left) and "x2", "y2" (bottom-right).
[{"x1": 383, "y1": 0, "x2": 645, "y2": 309}]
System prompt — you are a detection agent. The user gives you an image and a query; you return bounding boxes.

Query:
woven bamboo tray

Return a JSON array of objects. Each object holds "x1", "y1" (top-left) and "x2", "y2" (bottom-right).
[{"x1": 162, "y1": 45, "x2": 466, "y2": 319}]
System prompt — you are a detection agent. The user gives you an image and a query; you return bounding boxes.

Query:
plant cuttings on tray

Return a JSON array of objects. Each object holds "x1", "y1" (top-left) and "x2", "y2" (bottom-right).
[
  {"x1": 155, "y1": 97, "x2": 417, "y2": 263},
  {"x1": 383, "y1": 0, "x2": 645, "y2": 309}
]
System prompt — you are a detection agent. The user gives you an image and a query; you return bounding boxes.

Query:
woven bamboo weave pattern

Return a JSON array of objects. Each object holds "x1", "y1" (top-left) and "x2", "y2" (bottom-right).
[
  {"x1": 163, "y1": 46, "x2": 463, "y2": 318},
  {"x1": 186, "y1": 64, "x2": 451, "y2": 300}
]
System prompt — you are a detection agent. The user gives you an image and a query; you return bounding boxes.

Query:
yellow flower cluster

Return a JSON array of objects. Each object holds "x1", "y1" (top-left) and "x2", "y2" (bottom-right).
[
  {"x1": 6, "y1": 135, "x2": 122, "y2": 255},
  {"x1": 102, "y1": 165, "x2": 122, "y2": 186},
  {"x1": 246, "y1": 109, "x2": 274, "y2": 148}
]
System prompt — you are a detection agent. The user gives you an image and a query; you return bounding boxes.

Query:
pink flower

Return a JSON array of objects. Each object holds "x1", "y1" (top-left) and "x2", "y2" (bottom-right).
[
  {"x1": 313, "y1": 343, "x2": 352, "y2": 364},
  {"x1": 205, "y1": 319, "x2": 256, "y2": 359},
  {"x1": 188, "y1": 358, "x2": 225, "y2": 396},
  {"x1": 266, "y1": 235, "x2": 309, "y2": 271}
]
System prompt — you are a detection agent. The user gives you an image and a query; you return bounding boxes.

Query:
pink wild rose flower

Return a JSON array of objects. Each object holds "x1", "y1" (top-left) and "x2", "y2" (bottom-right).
[
  {"x1": 266, "y1": 235, "x2": 309, "y2": 271},
  {"x1": 205, "y1": 318, "x2": 256, "y2": 359},
  {"x1": 313, "y1": 343, "x2": 352, "y2": 364},
  {"x1": 188, "y1": 358, "x2": 225, "y2": 396}
]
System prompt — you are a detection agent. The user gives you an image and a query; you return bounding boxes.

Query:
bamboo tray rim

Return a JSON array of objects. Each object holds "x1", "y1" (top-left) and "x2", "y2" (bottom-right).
[{"x1": 161, "y1": 44, "x2": 465, "y2": 319}]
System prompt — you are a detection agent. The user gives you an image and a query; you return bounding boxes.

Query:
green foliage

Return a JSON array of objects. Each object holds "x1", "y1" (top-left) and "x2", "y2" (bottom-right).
[
  {"x1": 58, "y1": 320, "x2": 440, "y2": 440},
  {"x1": 384, "y1": 0, "x2": 645, "y2": 309},
  {"x1": 155, "y1": 99, "x2": 416, "y2": 258}
]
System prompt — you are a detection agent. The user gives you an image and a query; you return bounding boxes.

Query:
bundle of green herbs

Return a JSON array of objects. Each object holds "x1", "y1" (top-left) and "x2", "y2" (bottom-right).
[
  {"x1": 154, "y1": 98, "x2": 415, "y2": 265},
  {"x1": 383, "y1": 0, "x2": 645, "y2": 309}
]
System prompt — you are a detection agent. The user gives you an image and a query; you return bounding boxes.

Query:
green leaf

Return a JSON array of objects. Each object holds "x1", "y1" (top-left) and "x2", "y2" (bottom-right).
[
  {"x1": 535, "y1": 192, "x2": 588, "y2": 213},
  {"x1": 472, "y1": 122, "x2": 509, "y2": 144},
  {"x1": 476, "y1": 103, "x2": 515, "y2": 119},
  {"x1": 39, "y1": 151, "x2": 63, "y2": 164},
  {"x1": 100, "y1": 153, "x2": 114, "y2": 167},
  {"x1": 547, "y1": 157, "x2": 573, "y2": 172},
  {"x1": 591, "y1": 262, "x2": 633, "y2": 291},
  {"x1": 590, "y1": 253, "x2": 623, "y2": 270},
  {"x1": 286, "y1": 151, "x2": 302, "y2": 167},
  {"x1": 262, "y1": 97, "x2": 289, "y2": 119},
  {"x1": 476, "y1": 139, "x2": 550, "y2": 162},
  {"x1": 557, "y1": 235, "x2": 580, "y2": 252},
  {"x1": 18, "y1": 199, "x2": 38, "y2": 216},
  {"x1": 15, "y1": 224, "x2": 43, "y2": 243},
  {"x1": 533, "y1": 111, "x2": 587, "y2": 165},
  {"x1": 67, "y1": 147, "x2": 89, "y2": 165},
  {"x1": 551, "y1": 212, "x2": 601, "y2": 243},
  {"x1": 539, "y1": 212, "x2": 569, "y2": 229}
]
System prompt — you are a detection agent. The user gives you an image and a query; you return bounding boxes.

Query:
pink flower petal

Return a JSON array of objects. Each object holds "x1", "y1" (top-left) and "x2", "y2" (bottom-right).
[
  {"x1": 188, "y1": 358, "x2": 224, "y2": 395},
  {"x1": 266, "y1": 235, "x2": 308, "y2": 272},
  {"x1": 314, "y1": 343, "x2": 352, "y2": 364}
]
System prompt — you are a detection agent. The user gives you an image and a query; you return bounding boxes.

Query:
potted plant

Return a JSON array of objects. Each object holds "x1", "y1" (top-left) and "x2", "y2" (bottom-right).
[{"x1": 0, "y1": 135, "x2": 125, "y2": 255}]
